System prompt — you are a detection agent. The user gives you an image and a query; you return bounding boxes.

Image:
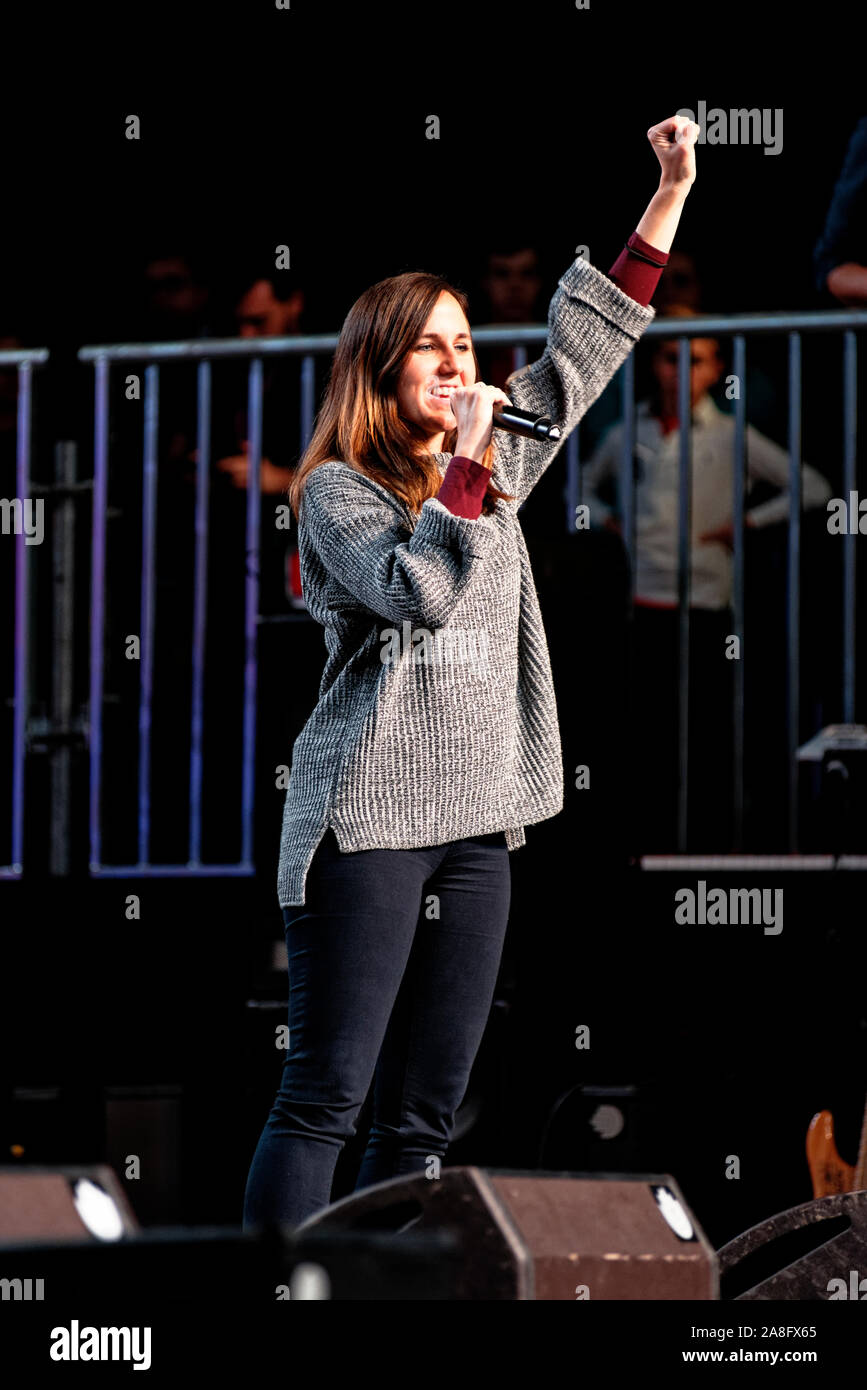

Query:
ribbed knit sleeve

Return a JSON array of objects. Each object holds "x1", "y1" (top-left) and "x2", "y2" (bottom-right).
[
  {"x1": 491, "y1": 255, "x2": 656, "y2": 507},
  {"x1": 300, "y1": 460, "x2": 497, "y2": 630}
]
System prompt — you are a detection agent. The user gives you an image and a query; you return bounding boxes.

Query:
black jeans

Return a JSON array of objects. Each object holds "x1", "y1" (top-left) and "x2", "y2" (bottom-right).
[{"x1": 242, "y1": 827, "x2": 511, "y2": 1230}]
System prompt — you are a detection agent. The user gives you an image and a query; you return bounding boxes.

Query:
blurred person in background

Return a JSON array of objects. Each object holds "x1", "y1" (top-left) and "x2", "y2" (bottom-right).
[
  {"x1": 814, "y1": 116, "x2": 867, "y2": 309},
  {"x1": 582, "y1": 306, "x2": 832, "y2": 850},
  {"x1": 474, "y1": 241, "x2": 546, "y2": 391},
  {"x1": 206, "y1": 263, "x2": 309, "y2": 612}
]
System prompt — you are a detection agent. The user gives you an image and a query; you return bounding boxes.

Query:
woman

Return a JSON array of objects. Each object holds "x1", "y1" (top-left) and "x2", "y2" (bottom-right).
[{"x1": 243, "y1": 115, "x2": 699, "y2": 1230}]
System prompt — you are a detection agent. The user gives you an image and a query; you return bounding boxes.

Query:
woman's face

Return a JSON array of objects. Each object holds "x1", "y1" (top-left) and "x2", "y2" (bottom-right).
[{"x1": 396, "y1": 291, "x2": 477, "y2": 449}]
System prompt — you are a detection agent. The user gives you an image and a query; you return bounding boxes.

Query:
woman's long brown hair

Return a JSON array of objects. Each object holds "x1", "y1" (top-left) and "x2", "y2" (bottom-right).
[{"x1": 286, "y1": 271, "x2": 515, "y2": 521}]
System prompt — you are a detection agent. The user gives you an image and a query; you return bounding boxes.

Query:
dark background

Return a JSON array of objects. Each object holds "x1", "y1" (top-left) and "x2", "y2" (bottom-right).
[
  {"x1": 3, "y1": 9, "x2": 865, "y2": 350},
  {"x1": 1, "y1": 3, "x2": 865, "y2": 1256}
]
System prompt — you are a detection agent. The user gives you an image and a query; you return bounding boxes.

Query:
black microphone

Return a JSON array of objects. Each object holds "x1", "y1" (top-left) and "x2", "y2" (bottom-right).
[{"x1": 491, "y1": 404, "x2": 561, "y2": 441}]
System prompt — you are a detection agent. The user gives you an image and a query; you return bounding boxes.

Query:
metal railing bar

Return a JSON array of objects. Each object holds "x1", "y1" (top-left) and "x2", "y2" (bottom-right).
[
  {"x1": 189, "y1": 360, "x2": 212, "y2": 865},
  {"x1": 241, "y1": 360, "x2": 264, "y2": 865},
  {"x1": 842, "y1": 331, "x2": 858, "y2": 722},
  {"x1": 731, "y1": 335, "x2": 747, "y2": 848},
  {"x1": 88, "y1": 357, "x2": 110, "y2": 871},
  {"x1": 76, "y1": 308, "x2": 867, "y2": 366},
  {"x1": 786, "y1": 334, "x2": 802, "y2": 850},
  {"x1": 138, "y1": 364, "x2": 160, "y2": 864},
  {"x1": 676, "y1": 337, "x2": 692, "y2": 851},
  {"x1": 11, "y1": 362, "x2": 34, "y2": 874}
]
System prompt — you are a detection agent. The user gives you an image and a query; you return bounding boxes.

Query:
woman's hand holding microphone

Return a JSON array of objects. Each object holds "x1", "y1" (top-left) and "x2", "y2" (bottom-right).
[{"x1": 448, "y1": 383, "x2": 513, "y2": 469}]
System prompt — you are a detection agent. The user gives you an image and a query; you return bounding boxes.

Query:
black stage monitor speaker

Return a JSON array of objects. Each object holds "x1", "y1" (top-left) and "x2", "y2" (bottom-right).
[
  {"x1": 0, "y1": 1165, "x2": 140, "y2": 1246},
  {"x1": 0, "y1": 1168, "x2": 458, "y2": 1301},
  {"x1": 295, "y1": 1165, "x2": 718, "y2": 1299},
  {"x1": 718, "y1": 1190, "x2": 867, "y2": 1299},
  {"x1": 0, "y1": 1225, "x2": 460, "y2": 1303}
]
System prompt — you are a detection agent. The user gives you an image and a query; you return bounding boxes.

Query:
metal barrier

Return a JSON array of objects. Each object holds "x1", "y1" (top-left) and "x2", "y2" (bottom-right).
[
  {"x1": 486, "y1": 310, "x2": 866, "y2": 853},
  {"x1": 78, "y1": 335, "x2": 326, "y2": 879},
  {"x1": 3, "y1": 306, "x2": 865, "y2": 883},
  {"x1": 606, "y1": 308, "x2": 866, "y2": 852},
  {"x1": 0, "y1": 347, "x2": 49, "y2": 881}
]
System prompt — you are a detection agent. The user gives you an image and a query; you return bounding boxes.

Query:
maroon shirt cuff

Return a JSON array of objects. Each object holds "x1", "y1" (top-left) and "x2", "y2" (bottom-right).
[
  {"x1": 607, "y1": 230, "x2": 670, "y2": 307},
  {"x1": 436, "y1": 455, "x2": 490, "y2": 520}
]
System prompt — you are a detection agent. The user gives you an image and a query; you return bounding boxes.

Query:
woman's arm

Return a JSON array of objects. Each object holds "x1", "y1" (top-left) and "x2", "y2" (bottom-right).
[
  {"x1": 635, "y1": 183, "x2": 691, "y2": 254},
  {"x1": 489, "y1": 116, "x2": 699, "y2": 510},
  {"x1": 301, "y1": 462, "x2": 496, "y2": 629},
  {"x1": 636, "y1": 116, "x2": 699, "y2": 250},
  {"x1": 608, "y1": 118, "x2": 698, "y2": 304}
]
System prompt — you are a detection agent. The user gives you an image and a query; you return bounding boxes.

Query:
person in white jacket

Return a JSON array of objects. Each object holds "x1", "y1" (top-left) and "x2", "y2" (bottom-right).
[{"x1": 582, "y1": 310, "x2": 832, "y2": 852}]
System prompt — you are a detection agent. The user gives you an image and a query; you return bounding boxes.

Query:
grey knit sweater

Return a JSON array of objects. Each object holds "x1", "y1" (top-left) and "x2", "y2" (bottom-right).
[{"x1": 277, "y1": 255, "x2": 656, "y2": 906}]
